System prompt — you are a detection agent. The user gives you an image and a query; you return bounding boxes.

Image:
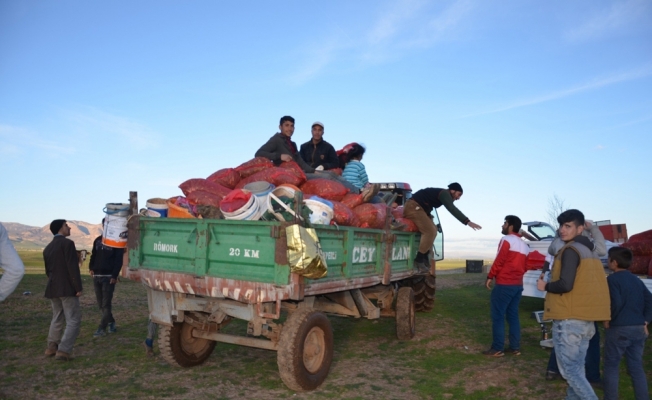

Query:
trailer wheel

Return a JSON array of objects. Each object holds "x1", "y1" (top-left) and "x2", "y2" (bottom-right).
[
  {"x1": 277, "y1": 309, "x2": 333, "y2": 392},
  {"x1": 400, "y1": 274, "x2": 436, "y2": 312},
  {"x1": 396, "y1": 287, "x2": 416, "y2": 340},
  {"x1": 159, "y1": 322, "x2": 216, "y2": 367}
]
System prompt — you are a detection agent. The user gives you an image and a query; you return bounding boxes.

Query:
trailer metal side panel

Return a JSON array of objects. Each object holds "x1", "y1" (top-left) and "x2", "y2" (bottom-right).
[{"x1": 129, "y1": 217, "x2": 427, "y2": 300}]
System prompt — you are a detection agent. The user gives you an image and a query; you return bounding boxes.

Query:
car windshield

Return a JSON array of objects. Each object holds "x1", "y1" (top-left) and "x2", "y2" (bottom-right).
[{"x1": 529, "y1": 224, "x2": 556, "y2": 240}]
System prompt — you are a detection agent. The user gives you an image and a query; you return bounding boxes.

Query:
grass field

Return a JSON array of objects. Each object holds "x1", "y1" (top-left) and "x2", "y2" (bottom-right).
[
  {"x1": 1, "y1": 270, "x2": 650, "y2": 399},
  {"x1": 13, "y1": 251, "x2": 475, "y2": 274}
]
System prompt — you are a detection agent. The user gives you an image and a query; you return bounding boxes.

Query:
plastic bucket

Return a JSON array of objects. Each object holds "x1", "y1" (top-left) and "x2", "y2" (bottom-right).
[
  {"x1": 267, "y1": 186, "x2": 300, "y2": 222},
  {"x1": 278, "y1": 183, "x2": 301, "y2": 192},
  {"x1": 102, "y1": 203, "x2": 129, "y2": 248},
  {"x1": 244, "y1": 181, "x2": 275, "y2": 221},
  {"x1": 304, "y1": 198, "x2": 334, "y2": 225},
  {"x1": 146, "y1": 198, "x2": 168, "y2": 218},
  {"x1": 222, "y1": 191, "x2": 260, "y2": 220},
  {"x1": 103, "y1": 203, "x2": 129, "y2": 217}
]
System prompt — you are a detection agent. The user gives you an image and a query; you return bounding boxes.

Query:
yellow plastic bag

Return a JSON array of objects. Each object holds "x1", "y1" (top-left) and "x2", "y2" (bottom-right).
[{"x1": 285, "y1": 224, "x2": 328, "y2": 279}]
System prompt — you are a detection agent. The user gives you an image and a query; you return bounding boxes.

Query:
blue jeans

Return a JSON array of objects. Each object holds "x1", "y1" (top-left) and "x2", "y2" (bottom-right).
[
  {"x1": 552, "y1": 319, "x2": 597, "y2": 400},
  {"x1": 603, "y1": 325, "x2": 649, "y2": 400},
  {"x1": 490, "y1": 284, "x2": 523, "y2": 351},
  {"x1": 547, "y1": 322, "x2": 601, "y2": 383},
  {"x1": 47, "y1": 297, "x2": 81, "y2": 354},
  {"x1": 93, "y1": 277, "x2": 116, "y2": 329}
]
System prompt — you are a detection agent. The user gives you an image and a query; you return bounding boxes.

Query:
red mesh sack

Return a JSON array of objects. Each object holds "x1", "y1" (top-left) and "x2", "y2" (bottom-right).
[
  {"x1": 186, "y1": 190, "x2": 222, "y2": 208},
  {"x1": 235, "y1": 157, "x2": 274, "y2": 179},
  {"x1": 235, "y1": 168, "x2": 304, "y2": 189},
  {"x1": 179, "y1": 178, "x2": 232, "y2": 199},
  {"x1": 301, "y1": 179, "x2": 349, "y2": 201},
  {"x1": 394, "y1": 217, "x2": 419, "y2": 232},
  {"x1": 628, "y1": 230, "x2": 652, "y2": 243},
  {"x1": 206, "y1": 168, "x2": 240, "y2": 189},
  {"x1": 328, "y1": 168, "x2": 343, "y2": 176},
  {"x1": 273, "y1": 171, "x2": 304, "y2": 187},
  {"x1": 219, "y1": 189, "x2": 252, "y2": 213},
  {"x1": 622, "y1": 241, "x2": 652, "y2": 256},
  {"x1": 341, "y1": 193, "x2": 364, "y2": 209},
  {"x1": 391, "y1": 206, "x2": 404, "y2": 219},
  {"x1": 331, "y1": 201, "x2": 356, "y2": 226},
  {"x1": 352, "y1": 203, "x2": 387, "y2": 229},
  {"x1": 279, "y1": 161, "x2": 307, "y2": 186},
  {"x1": 629, "y1": 256, "x2": 651, "y2": 275}
]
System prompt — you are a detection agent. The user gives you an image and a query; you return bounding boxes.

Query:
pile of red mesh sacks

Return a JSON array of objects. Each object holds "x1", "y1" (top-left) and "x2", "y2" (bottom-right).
[
  {"x1": 172, "y1": 157, "x2": 414, "y2": 231},
  {"x1": 621, "y1": 230, "x2": 652, "y2": 275}
]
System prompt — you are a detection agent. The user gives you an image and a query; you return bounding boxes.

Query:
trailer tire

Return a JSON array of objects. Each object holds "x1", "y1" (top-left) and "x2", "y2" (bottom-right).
[
  {"x1": 400, "y1": 274, "x2": 436, "y2": 313},
  {"x1": 396, "y1": 287, "x2": 416, "y2": 340},
  {"x1": 277, "y1": 309, "x2": 333, "y2": 392},
  {"x1": 159, "y1": 322, "x2": 216, "y2": 367}
]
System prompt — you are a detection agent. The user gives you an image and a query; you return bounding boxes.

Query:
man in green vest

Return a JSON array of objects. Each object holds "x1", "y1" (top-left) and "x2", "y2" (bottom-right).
[{"x1": 537, "y1": 209, "x2": 610, "y2": 400}]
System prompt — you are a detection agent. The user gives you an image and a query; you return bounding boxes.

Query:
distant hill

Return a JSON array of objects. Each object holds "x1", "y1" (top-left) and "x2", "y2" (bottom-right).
[{"x1": 2, "y1": 221, "x2": 101, "y2": 250}]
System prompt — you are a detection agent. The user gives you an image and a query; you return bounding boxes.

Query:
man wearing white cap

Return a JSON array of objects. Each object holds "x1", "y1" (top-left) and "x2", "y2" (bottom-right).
[{"x1": 299, "y1": 121, "x2": 340, "y2": 171}]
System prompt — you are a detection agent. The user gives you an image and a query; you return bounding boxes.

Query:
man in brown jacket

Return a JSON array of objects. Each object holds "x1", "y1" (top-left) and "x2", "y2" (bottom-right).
[
  {"x1": 537, "y1": 209, "x2": 610, "y2": 400},
  {"x1": 43, "y1": 219, "x2": 83, "y2": 361}
]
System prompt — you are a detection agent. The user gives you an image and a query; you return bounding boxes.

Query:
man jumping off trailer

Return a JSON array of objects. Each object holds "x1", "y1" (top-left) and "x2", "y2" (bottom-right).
[{"x1": 402, "y1": 183, "x2": 482, "y2": 273}]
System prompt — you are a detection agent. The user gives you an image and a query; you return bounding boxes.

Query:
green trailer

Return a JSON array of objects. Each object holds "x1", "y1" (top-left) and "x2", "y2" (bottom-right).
[{"x1": 125, "y1": 192, "x2": 443, "y2": 391}]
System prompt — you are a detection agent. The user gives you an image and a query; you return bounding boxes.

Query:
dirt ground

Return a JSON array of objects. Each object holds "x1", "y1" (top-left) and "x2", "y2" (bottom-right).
[{"x1": 3, "y1": 272, "x2": 647, "y2": 399}]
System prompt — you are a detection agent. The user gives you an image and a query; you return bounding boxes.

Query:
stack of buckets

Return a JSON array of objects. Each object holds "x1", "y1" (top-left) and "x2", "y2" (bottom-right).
[
  {"x1": 222, "y1": 182, "x2": 275, "y2": 221},
  {"x1": 102, "y1": 203, "x2": 130, "y2": 249}
]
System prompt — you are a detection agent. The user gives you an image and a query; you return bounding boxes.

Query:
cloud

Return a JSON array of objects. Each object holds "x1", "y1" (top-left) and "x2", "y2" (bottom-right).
[
  {"x1": 0, "y1": 124, "x2": 77, "y2": 156},
  {"x1": 64, "y1": 107, "x2": 158, "y2": 148},
  {"x1": 289, "y1": 0, "x2": 473, "y2": 83},
  {"x1": 593, "y1": 145, "x2": 606, "y2": 150},
  {"x1": 361, "y1": 0, "x2": 473, "y2": 63},
  {"x1": 464, "y1": 65, "x2": 652, "y2": 116},
  {"x1": 565, "y1": 0, "x2": 652, "y2": 42}
]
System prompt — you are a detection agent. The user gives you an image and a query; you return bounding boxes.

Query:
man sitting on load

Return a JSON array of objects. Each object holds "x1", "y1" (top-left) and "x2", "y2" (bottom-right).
[
  {"x1": 255, "y1": 116, "x2": 375, "y2": 199},
  {"x1": 299, "y1": 121, "x2": 340, "y2": 171},
  {"x1": 256, "y1": 115, "x2": 315, "y2": 173}
]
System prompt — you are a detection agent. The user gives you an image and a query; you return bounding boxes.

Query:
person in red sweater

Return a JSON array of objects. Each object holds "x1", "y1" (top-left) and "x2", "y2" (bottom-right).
[{"x1": 483, "y1": 215, "x2": 529, "y2": 357}]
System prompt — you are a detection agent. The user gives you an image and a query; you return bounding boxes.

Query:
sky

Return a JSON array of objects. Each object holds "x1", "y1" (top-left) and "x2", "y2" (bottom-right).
[{"x1": 1, "y1": 0, "x2": 651, "y2": 258}]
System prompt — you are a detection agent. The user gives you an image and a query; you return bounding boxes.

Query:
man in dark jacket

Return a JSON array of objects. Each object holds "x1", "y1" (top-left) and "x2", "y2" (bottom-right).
[
  {"x1": 299, "y1": 122, "x2": 340, "y2": 170},
  {"x1": 89, "y1": 220, "x2": 124, "y2": 337},
  {"x1": 403, "y1": 183, "x2": 482, "y2": 272},
  {"x1": 43, "y1": 219, "x2": 82, "y2": 361},
  {"x1": 255, "y1": 115, "x2": 315, "y2": 173},
  {"x1": 255, "y1": 116, "x2": 370, "y2": 196}
]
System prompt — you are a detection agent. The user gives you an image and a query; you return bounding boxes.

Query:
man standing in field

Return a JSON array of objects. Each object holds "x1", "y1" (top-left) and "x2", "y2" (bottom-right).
[
  {"x1": 403, "y1": 183, "x2": 482, "y2": 273},
  {"x1": 537, "y1": 209, "x2": 610, "y2": 400},
  {"x1": 0, "y1": 222, "x2": 25, "y2": 302},
  {"x1": 89, "y1": 219, "x2": 124, "y2": 337},
  {"x1": 43, "y1": 219, "x2": 83, "y2": 361},
  {"x1": 483, "y1": 215, "x2": 529, "y2": 357}
]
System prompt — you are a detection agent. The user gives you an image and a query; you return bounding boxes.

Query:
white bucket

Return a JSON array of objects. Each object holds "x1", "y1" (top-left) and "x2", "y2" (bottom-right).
[
  {"x1": 304, "y1": 198, "x2": 334, "y2": 225},
  {"x1": 104, "y1": 203, "x2": 129, "y2": 217},
  {"x1": 146, "y1": 198, "x2": 168, "y2": 218},
  {"x1": 244, "y1": 182, "x2": 274, "y2": 221},
  {"x1": 266, "y1": 186, "x2": 299, "y2": 222},
  {"x1": 102, "y1": 203, "x2": 129, "y2": 248},
  {"x1": 222, "y1": 192, "x2": 260, "y2": 221}
]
